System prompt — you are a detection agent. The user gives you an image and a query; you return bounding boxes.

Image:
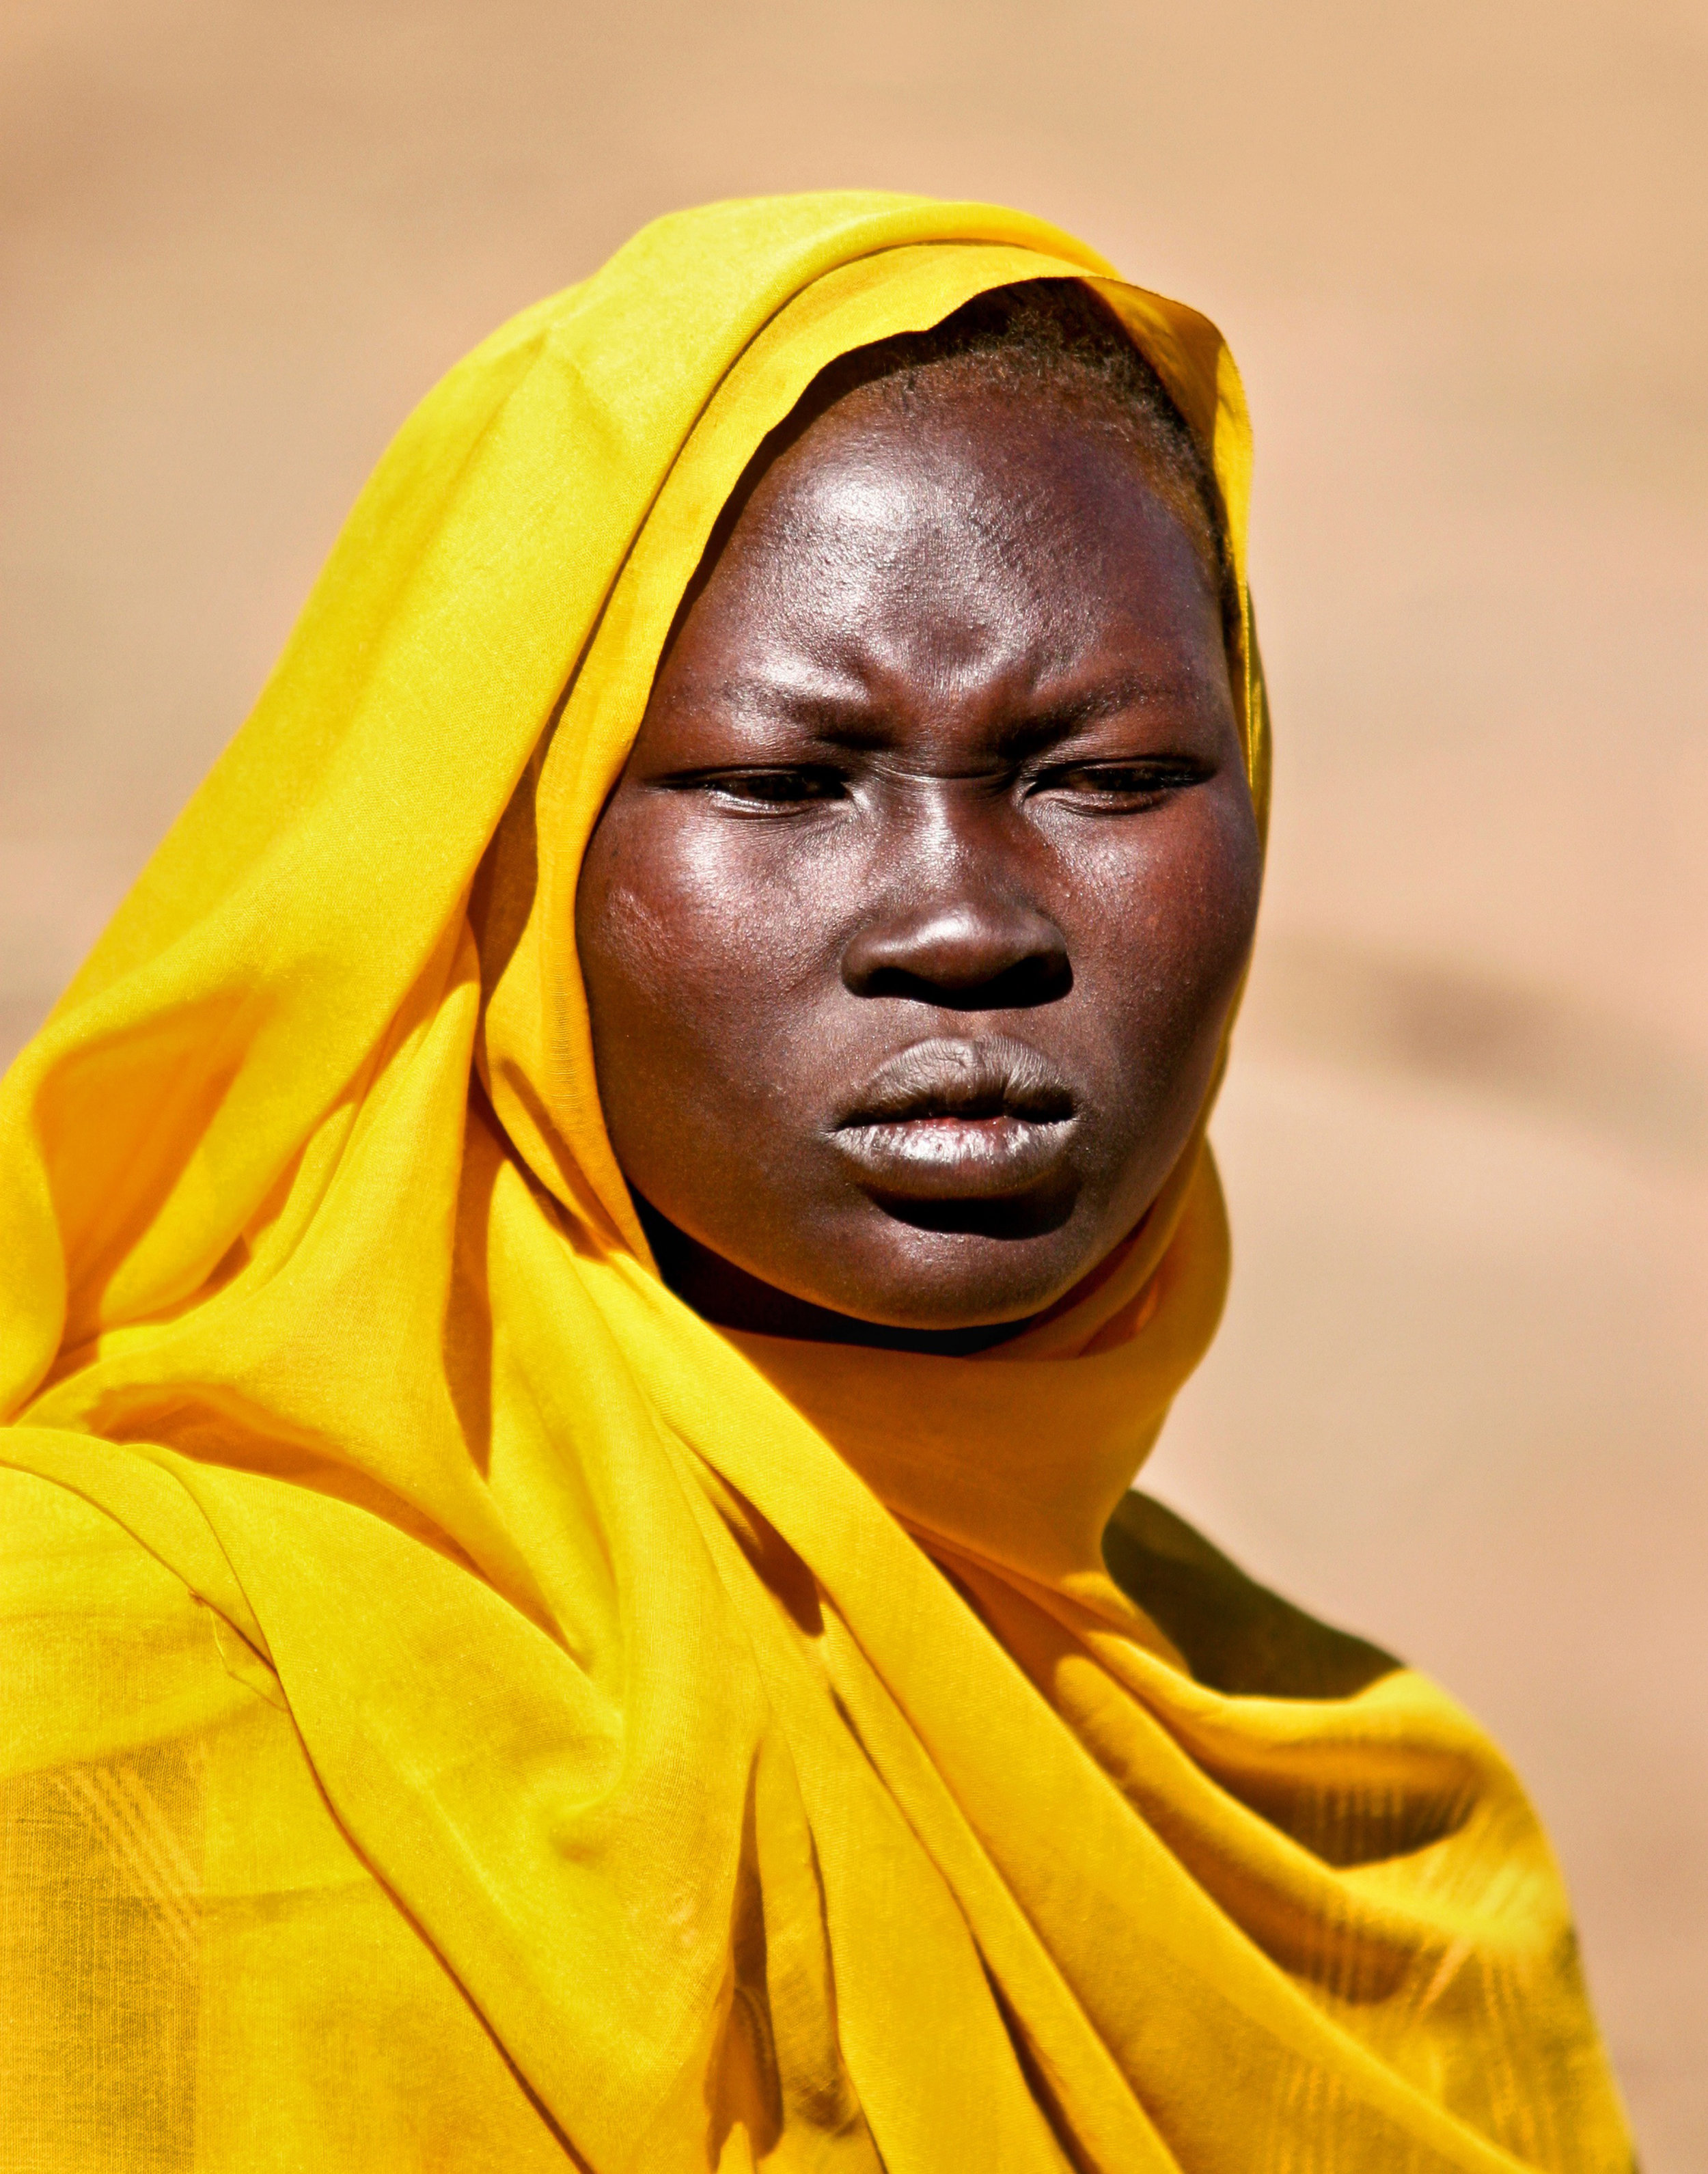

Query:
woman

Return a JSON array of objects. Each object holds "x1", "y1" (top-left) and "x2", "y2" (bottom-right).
[{"x1": 0, "y1": 193, "x2": 1631, "y2": 2171}]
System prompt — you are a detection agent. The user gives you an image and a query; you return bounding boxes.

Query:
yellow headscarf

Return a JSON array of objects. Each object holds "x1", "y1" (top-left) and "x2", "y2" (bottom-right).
[{"x1": 0, "y1": 194, "x2": 1629, "y2": 2172}]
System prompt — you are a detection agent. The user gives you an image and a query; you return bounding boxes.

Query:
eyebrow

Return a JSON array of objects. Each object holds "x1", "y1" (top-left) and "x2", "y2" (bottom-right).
[{"x1": 700, "y1": 669, "x2": 1206, "y2": 751}]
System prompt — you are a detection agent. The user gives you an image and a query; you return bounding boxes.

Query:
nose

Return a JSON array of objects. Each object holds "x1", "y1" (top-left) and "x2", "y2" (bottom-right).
[{"x1": 841, "y1": 894, "x2": 1071, "y2": 1009}]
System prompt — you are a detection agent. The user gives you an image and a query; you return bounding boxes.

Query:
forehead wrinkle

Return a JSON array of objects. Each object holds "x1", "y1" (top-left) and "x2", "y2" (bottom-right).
[
  {"x1": 747, "y1": 482, "x2": 1171, "y2": 715},
  {"x1": 737, "y1": 497, "x2": 1094, "y2": 705},
  {"x1": 669, "y1": 380, "x2": 1232, "y2": 750},
  {"x1": 669, "y1": 647, "x2": 1220, "y2": 767},
  {"x1": 676, "y1": 670, "x2": 890, "y2": 742}
]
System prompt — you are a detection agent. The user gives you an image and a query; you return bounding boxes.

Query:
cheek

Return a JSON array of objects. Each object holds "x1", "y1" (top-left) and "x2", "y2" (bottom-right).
[
  {"x1": 580, "y1": 875, "x2": 695, "y2": 1015},
  {"x1": 1159, "y1": 797, "x2": 1263, "y2": 992},
  {"x1": 1067, "y1": 791, "x2": 1262, "y2": 1077},
  {"x1": 577, "y1": 809, "x2": 837, "y2": 1103}
]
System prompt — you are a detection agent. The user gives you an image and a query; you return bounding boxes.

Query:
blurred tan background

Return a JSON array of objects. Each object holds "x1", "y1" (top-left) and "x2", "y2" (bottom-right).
[{"x1": 3, "y1": 0, "x2": 1704, "y2": 2159}]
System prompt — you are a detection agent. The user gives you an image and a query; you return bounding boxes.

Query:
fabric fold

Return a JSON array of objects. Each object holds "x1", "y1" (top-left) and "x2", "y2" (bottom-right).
[{"x1": 0, "y1": 191, "x2": 1629, "y2": 2172}]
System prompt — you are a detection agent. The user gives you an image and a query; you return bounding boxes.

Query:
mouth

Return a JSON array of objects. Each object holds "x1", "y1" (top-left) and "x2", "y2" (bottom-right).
[{"x1": 829, "y1": 1036, "x2": 1079, "y2": 1201}]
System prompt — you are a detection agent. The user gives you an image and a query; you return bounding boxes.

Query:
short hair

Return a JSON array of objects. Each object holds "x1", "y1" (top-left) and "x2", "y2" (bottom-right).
[{"x1": 802, "y1": 279, "x2": 1238, "y2": 644}]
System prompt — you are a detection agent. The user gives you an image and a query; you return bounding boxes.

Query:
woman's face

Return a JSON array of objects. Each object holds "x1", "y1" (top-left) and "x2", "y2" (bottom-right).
[{"x1": 576, "y1": 364, "x2": 1262, "y2": 1347}]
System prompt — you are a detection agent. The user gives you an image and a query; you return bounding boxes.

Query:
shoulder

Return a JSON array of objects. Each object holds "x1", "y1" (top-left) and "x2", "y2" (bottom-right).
[{"x1": 1103, "y1": 1489, "x2": 1398, "y2": 1700}]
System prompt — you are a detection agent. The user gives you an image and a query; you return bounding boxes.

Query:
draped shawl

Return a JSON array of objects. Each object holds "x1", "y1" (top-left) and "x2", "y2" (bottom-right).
[{"x1": 0, "y1": 193, "x2": 1630, "y2": 2172}]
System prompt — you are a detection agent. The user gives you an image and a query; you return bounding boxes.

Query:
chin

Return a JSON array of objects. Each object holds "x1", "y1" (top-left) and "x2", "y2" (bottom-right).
[{"x1": 823, "y1": 1228, "x2": 1091, "y2": 1335}]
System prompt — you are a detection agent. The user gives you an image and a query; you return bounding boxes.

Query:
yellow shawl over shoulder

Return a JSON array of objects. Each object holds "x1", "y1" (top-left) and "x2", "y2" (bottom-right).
[{"x1": 0, "y1": 193, "x2": 1630, "y2": 2172}]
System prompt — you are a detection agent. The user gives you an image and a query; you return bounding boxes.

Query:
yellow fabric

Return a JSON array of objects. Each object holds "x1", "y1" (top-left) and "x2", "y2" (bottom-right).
[{"x1": 0, "y1": 192, "x2": 1629, "y2": 2172}]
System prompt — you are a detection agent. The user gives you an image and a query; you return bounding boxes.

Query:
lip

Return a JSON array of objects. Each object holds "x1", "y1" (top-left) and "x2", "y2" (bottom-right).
[{"x1": 829, "y1": 1036, "x2": 1079, "y2": 1200}]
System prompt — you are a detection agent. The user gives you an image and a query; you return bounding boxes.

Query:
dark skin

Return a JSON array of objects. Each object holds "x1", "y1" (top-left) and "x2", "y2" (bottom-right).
[{"x1": 575, "y1": 363, "x2": 1263, "y2": 1354}]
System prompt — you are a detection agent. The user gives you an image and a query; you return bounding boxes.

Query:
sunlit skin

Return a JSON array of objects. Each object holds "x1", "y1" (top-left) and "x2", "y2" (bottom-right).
[{"x1": 575, "y1": 363, "x2": 1263, "y2": 1353}]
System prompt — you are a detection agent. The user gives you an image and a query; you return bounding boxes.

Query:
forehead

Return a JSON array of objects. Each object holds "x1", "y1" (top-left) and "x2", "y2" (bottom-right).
[
  {"x1": 661, "y1": 371, "x2": 1229, "y2": 702},
  {"x1": 760, "y1": 369, "x2": 1189, "y2": 549}
]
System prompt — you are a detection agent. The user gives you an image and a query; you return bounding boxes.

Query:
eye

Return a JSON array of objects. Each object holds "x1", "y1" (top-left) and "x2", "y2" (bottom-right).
[
  {"x1": 1031, "y1": 758, "x2": 1212, "y2": 810},
  {"x1": 698, "y1": 766, "x2": 849, "y2": 811}
]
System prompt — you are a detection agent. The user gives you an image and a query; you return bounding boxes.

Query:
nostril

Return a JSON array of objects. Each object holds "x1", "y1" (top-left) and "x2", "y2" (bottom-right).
[
  {"x1": 842, "y1": 905, "x2": 1072, "y2": 1010},
  {"x1": 858, "y1": 954, "x2": 1072, "y2": 1010}
]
